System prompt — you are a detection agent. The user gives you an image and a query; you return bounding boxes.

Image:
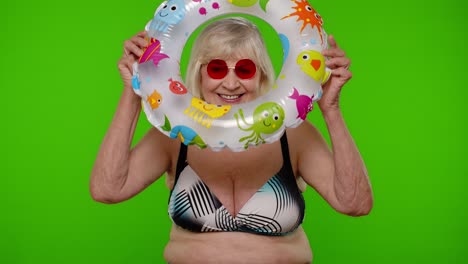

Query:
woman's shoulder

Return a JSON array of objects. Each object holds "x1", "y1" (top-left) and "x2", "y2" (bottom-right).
[
  {"x1": 143, "y1": 127, "x2": 180, "y2": 149},
  {"x1": 287, "y1": 121, "x2": 323, "y2": 144},
  {"x1": 286, "y1": 121, "x2": 328, "y2": 159},
  {"x1": 140, "y1": 127, "x2": 181, "y2": 170}
]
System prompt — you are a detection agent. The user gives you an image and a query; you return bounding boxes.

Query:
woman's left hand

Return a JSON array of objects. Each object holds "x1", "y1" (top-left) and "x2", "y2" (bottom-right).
[{"x1": 318, "y1": 35, "x2": 352, "y2": 113}]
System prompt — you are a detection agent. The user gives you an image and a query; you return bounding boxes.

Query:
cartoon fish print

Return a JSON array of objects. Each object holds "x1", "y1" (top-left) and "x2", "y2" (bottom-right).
[
  {"x1": 147, "y1": 90, "x2": 163, "y2": 109},
  {"x1": 168, "y1": 78, "x2": 187, "y2": 94},
  {"x1": 288, "y1": 87, "x2": 315, "y2": 120},
  {"x1": 170, "y1": 125, "x2": 207, "y2": 148},
  {"x1": 139, "y1": 38, "x2": 169, "y2": 67},
  {"x1": 132, "y1": 75, "x2": 141, "y2": 90},
  {"x1": 281, "y1": 0, "x2": 324, "y2": 44},
  {"x1": 296, "y1": 50, "x2": 326, "y2": 82},
  {"x1": 279, "y1": 33, "x2": 290, "y2": 64}
]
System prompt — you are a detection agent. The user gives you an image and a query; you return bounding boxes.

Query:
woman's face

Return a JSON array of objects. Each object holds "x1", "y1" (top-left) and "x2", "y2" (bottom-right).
[{"x1": 199, "y1": 56, "x2": 261, "y2": 105}]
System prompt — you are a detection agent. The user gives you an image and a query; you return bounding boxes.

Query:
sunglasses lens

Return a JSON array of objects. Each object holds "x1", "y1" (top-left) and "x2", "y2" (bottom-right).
[
  {"x1": 235, "y1": 59, "x2": 256, "y2": 79},
  {"x1": 207, "y1": 59, "x2": 228, "y2": 79},
  {"x1": 206, "y1": 59, "x2": 257, "y2": 79}
]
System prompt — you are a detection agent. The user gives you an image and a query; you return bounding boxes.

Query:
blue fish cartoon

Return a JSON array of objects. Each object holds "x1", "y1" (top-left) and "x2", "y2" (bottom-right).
[{"x1": 170, "y1": 125, "x2": 207, "y2": 149}]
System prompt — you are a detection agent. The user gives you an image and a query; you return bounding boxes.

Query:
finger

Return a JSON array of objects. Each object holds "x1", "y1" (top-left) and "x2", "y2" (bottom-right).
[
  {"x1": 131, "y1": 34, "x2": 149, "y2": 49},
  {"x1": 124, "y1": 39, "x2": 144, "y2": 58},
  {"x1": 328, "y1": 34, "x2": 338, "y2": 49},
  {"x1": 322, "y1": 47, "x2": 346, "y2": 58},
  {"x1": 125, "y1": 62, "x2": 133, "y2": 75},
  {"x1": 118, "y1": 56, "x2": 132, "y2": 69},
  {"x1": 118, "y1": 57, "x2": 135, "y2": 76},
  {"x1": 330, "y1": 67, "x2": 352, "y2": 80},
  {"x1": 325, "y1": 57, "x2": 351, "y2": 69},
  {"x1": 123, "y1": 32, "x2": 149, "y2": 57}
]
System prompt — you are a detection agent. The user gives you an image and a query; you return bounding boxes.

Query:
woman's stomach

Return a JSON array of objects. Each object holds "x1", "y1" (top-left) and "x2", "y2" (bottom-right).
[{"x1": 164, "y1": 225, "x2": 313, "y2": 264}]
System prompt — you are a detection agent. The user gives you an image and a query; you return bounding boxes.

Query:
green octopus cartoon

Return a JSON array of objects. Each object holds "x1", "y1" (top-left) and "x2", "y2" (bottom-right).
[{"x1": 235, "y1": 102, "x2": 285, "y2": 149}]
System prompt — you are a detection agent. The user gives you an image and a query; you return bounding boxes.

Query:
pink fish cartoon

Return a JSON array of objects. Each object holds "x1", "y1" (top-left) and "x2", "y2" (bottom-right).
[
  {"x1": 289, "y1": 87, "x2": 315, "y2": 120},
  {"x1": 139, "y1": 38, "x2": 169, "y2": 67}
]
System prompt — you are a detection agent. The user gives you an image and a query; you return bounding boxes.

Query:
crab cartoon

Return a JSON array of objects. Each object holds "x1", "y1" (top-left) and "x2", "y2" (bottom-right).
[{"x1": 235, "y1": 102, "x2": 285, "y2": 149}]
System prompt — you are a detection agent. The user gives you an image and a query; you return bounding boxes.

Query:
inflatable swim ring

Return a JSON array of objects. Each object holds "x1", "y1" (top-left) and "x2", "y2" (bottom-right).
[{"x1": 132, "y1": 0, "x2": 330, "y2": 151}]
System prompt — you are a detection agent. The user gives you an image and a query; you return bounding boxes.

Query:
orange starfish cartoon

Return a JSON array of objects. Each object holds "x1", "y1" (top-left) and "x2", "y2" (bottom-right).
[{"x1": 282, "y1": 0, "x2": 324, "y2": 44}]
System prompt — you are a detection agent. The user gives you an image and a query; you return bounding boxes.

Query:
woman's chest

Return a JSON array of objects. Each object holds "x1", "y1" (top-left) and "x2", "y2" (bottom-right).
[{"x1": 186, "y1": 144, "x2": 284, "y2": 216}]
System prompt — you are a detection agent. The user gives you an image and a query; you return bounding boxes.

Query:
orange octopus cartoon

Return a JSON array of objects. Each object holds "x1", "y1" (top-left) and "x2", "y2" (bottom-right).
[{"x1": 282, "y1": 0, "x2": 324, "y2": 44}]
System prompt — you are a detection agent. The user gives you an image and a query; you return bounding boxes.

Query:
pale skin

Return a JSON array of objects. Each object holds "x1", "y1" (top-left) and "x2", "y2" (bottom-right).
[{"x1": 90, "y1": 31, "x2": 373, "y2": 264}]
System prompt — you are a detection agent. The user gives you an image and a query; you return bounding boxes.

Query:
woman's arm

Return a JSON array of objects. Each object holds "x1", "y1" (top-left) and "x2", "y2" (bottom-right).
[
  {"x1": 89, "y1": 32, "x2": 176, "y2": 204},
  {"x1": 294, "y1": 35, "x2": 373, "y2": 216}
]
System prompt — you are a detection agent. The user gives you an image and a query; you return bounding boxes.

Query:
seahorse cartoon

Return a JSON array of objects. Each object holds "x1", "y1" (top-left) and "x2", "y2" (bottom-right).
[
  {"x1": 184, "y1": 98, "x2": 231, "y2": 128},
  {"x1": 289, "y1": 87, "x2": 315, "y2": 120}
]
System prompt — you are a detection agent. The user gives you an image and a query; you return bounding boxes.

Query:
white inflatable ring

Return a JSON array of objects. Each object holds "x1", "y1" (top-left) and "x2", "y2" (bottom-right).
[{"x1": 132, "y1": 0, "x2": 330, "y2": 151}]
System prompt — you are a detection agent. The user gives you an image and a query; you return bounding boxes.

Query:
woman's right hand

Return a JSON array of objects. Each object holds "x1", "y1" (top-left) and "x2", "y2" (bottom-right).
[{"x1": 117, "y1": 31, "x2": 148, "y2": 89}]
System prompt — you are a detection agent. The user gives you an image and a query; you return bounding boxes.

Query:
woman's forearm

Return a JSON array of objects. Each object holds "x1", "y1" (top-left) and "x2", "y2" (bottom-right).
[
  {"x1": 90, "y1": 87, "x2": 141, "y2": 203},
  {"x1": 322, "y1": 108, "x2": 373, "y2": 216}
]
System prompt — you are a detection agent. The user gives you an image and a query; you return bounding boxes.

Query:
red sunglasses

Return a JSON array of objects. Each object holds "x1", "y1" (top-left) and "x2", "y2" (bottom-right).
[{"x1": 206, "y1": 59, "x2": 257, "y2": 80}]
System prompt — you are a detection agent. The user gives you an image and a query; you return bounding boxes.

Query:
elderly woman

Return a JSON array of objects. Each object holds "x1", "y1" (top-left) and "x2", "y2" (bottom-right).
[{"x1": 90, "y1": 17, "x2": 373, "y2": 264}]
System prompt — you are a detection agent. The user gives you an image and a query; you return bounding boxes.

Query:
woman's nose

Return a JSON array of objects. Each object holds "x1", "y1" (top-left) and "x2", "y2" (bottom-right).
[{"x1": 222, "y1": 70, "x2": 240, "y2": 90}]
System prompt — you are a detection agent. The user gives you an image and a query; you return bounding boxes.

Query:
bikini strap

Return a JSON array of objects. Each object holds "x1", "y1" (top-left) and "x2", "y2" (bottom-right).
[
  {"x1": 175, "y1": 134, "x2": 292, "y2": 185},
  {"x1": 169, "y1": 143, "x2": 189, "y2": 202},
  {"x1": 280, "y1": 132, "x2": 294, "y2": 175},
  {"x1": 174, "y1": 143, "x2": 188, "y2": 184}
]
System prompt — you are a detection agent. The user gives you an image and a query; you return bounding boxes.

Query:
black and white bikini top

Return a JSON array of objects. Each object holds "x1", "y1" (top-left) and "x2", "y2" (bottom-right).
[{"x1": 168, "y1": 133, "x2": 305, "y2": 236}]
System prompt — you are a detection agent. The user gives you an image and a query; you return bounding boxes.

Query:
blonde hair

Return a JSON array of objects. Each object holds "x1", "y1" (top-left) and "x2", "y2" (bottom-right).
[{"x1": 185, "y1": 17, "x2": 275, "y2": 99}]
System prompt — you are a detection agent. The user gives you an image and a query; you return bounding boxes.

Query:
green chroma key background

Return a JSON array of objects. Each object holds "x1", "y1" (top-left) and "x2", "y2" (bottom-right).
[{"x1": 3, "y1": 0, "x2": 467, "y2": 263}]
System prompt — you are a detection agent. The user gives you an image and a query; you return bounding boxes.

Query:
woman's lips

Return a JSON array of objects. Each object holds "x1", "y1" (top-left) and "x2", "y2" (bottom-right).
[{"x1": 218, "y1": 94, "x2": 243, "y2": 104}]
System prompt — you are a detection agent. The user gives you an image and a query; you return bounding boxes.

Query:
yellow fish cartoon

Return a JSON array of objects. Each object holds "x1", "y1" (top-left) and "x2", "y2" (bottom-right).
[
  {"x1": 296, "y1": 50, "x2": 329, "y2": 83},
  {"x1": 147, "y1": 90, "x2": 162, "y2": 109}
]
